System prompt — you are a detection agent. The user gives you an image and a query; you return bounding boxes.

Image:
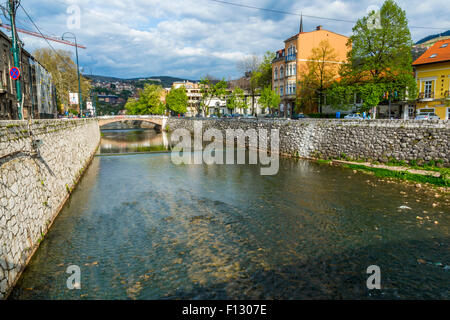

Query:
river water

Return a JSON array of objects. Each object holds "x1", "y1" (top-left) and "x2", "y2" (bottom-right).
[{"x1": 10, "y1": 129, "x2": 449, "y2": 299}]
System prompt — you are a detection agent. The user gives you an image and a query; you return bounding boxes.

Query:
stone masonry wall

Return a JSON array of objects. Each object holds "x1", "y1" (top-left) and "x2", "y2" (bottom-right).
[
  {"x1": 0, "y1": 119, "x2": 100, "y2": 298},
  {"x1": 166, "y1": 118, "x2": 450, "y2": 165}
]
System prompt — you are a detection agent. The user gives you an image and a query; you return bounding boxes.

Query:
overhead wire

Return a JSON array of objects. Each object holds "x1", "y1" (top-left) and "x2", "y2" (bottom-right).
[{"x1": 207, "y1": 0, "x2": 449, "y2": 30}]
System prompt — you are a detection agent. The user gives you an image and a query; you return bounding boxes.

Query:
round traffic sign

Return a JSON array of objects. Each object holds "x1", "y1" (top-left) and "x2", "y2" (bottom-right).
[{"x1": 10, "y1": 67, "x2": 20, "y2": 80}]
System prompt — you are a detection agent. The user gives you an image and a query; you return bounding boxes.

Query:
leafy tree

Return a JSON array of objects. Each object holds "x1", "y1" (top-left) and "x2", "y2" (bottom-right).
[
  {"x1": 118, "y1": 90, "x2": 133, "y2": 101},
  {"x1": 254, "y1": 51, "x2": 276, "y2": 89},
  {"x1": 346, "y1": 0, "x2": 413, "y2": 82},
  {"x1": 237, "y1": 55, "x2": 260, "y2": 115},
  {"x1": 166, "y1": 87, "x2": 188, "y2": 114},
  {"x1": 199, "y1": 77, "x2": 228, "y2": 116},
  {"x1": 259, "y1": 86, "x2": 281, "y2": 113},
  {"x1": 226, "y1": 87, "x2": 246, "y2": 113},
  {"x1": 237, "y1": 52, "x2": 276, "y2": 115},
  {"x1": 96, "y1": 101, "x2": 123, "y2": 116},
  {"x1": 297, "y1": 40, "x2": 339, "y2": 113},
  {"x1": 125, "y1": 84, "x2": 165, "y2": 115},
  {"x1": 34, "y1": 48, "x2": 91, "y2": 114},
  {"x1": 325, "y1": 82, "x2": 356, "y2": 110},
  {"x1": 326, "y1": 0, "x2": 417, "y2": 113}
]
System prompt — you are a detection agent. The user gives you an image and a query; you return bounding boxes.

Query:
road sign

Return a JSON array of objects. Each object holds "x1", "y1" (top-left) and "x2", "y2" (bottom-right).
[
  {"x1": 9, "y1": 67, "x2": 20, "y2": 80},
  {"x1": 69, "y1": 92, "x2": 79, "y2": 105}
]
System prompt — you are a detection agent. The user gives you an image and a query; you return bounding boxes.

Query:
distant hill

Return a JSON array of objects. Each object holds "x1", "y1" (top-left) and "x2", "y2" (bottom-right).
[
  {"x1": 415, "y1": 30, "x2": 450, "y2": 45},
  {"x1": 86, "y1": 75, "x2": 198, "y2": 88}
]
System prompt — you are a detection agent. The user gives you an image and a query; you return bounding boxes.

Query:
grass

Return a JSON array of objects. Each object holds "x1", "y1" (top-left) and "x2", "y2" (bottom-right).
[
  {"x1": 343, "y1": 163, "x2": 450, "y2": 187},
  {"x1": 134, "y1": 145, "x2": 169, "y2": 152}
]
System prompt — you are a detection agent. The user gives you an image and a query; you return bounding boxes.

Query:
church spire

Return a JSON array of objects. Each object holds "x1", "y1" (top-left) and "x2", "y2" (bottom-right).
[{"x1": 299, "y1": 13, "x2": 304, "y2": 33}]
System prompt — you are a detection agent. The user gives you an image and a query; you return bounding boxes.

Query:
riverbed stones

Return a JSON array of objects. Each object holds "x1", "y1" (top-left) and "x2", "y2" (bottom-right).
[{"x1": 0, "y1": 119, "x2": 100, "y2": 299}]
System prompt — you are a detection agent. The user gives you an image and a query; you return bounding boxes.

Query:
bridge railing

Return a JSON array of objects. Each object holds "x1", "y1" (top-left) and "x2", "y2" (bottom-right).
[{"x1": 97, "y1": 115, "x2": 168, "y2": 120}]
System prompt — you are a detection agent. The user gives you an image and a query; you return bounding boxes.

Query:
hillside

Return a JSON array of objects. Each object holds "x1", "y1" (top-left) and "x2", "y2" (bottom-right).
[
  {"x1": 415, "y1": 30, "x2": 450, "y2": 45},
  {"x1": 86, "y1": 75, "x2": 198, "y2": 88}
]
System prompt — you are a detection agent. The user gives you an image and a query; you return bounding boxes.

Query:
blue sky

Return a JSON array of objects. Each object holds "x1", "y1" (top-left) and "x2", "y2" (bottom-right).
[{"x1": 9, "y1": 0, "x2": 450, "y2": 80}]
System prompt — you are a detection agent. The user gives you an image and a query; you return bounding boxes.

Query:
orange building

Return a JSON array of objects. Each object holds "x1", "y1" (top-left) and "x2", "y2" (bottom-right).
[{"x1": 272, "y1": 19, "x2": 350, "y2": 116}]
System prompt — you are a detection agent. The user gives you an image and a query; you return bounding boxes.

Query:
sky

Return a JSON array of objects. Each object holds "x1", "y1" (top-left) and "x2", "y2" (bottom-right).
[{"x1": 7, "y1": 0, "x2": 450, "y2": 80}]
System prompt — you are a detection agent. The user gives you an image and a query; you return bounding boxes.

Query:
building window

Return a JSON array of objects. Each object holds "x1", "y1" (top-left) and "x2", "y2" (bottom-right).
[
  {"x1": 280, "y1": 66, "x2": 284, "y2": 78},
  {"x1": 293, "y1": 64, "x2": 296, "y2": 75},
  {"x1": 424, "y1": 81, "x2": 433, "y2": 98},
  {"x1": 280, "y1": 86, "x2": 284, "y2": 96},
  {"x1": 274, "y1": 67, "x2": 278, "y2": 80}
]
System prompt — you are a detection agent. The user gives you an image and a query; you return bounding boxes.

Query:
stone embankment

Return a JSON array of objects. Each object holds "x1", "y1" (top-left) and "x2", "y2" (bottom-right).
[
  {"x1": 166, "y1": 118, "x2": 450, "y2": 165},
  {"x1": 0, "y1": 119, "x2": 100, "y2": 298}
]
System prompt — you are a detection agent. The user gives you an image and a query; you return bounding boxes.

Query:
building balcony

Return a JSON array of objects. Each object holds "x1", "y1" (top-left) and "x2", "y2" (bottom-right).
[
  {"x1": 285, "y1": 54, "x2": 296, "y2": 62},
  {"x1": 418, "y1": 92, "x2": 434, "y2": 101}
]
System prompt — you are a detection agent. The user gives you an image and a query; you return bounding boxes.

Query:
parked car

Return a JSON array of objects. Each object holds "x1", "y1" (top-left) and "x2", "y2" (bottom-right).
[
  {"x1": 209, "y1": 114, "x2": 218, "y2": 118},
  {"x1": 232, "y1": 113, "x2": 242, "y2": 118},
  {"x1": 291, "y1": 113, "x2": 307, "y2": 120},
  {"x1": 344, "y1": 114, "x2": 364, "y2": 120},
  {"x1": 415, "y1": 112, "x2": 440, "y2": 120},
  {"x1": 222, "y1": 114, "x2": 232, "y2": 118},
  {"x1": 242, "y1": 114, "x2": 256, "y2": 119}
]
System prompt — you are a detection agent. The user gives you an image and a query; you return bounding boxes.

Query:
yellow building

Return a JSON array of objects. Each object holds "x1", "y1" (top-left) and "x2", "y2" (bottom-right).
[{"x1": 412, "y1": 39, "x2": 450, "y2": 120}]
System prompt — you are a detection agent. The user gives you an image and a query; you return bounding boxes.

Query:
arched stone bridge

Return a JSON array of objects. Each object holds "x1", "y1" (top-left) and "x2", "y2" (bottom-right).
[{"x1": 97, "y1": 115, "x2": 167, "y2": 129}]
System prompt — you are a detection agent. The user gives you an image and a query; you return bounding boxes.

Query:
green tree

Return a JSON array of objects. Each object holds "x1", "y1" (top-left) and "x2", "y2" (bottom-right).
[
  {"x1": 199, "y1": 77, "x2": 228, "y2": 116},
  {"x1": 238, "y1": 52, "x2": 276, "y2": 115},
  {"x1": 226, "y1": 87, "x2": 246, "y2": 113},
  {"x1": 254, "y1": 51, "x2": 276, "y2": 89},
  {"x1": 259, "y1": 86, "x2": 281, "y2": 113},
  {"x1": 346, "y1": 0, "x2": 413, "y2": 82},
  {"x1": 327, "y1": 0, "x2": 417, "y2": 113},
  {"x1": 125, "y1": 84, "x2": 165, "y2": 115},
  {"x1": 166, "y1": 87, "x2": 188, "y2": 114},
  {"x1": 118, "y1": 90, "x2": 133, "y2": 101}
]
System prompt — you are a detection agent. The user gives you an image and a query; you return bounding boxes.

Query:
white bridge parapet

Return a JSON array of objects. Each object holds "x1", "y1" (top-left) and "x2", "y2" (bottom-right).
[{"x1": 97, "y1": 115, "x2": 168, "y2": 128}]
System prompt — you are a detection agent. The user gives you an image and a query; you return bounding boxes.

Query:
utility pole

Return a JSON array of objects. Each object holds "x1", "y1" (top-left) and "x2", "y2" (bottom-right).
[
  {"x1": 8, "y1": 0, "x2": 22, "y2": 119},
  {"x1": 62, "y1": 32, "x2": 82, "y2": 116}
]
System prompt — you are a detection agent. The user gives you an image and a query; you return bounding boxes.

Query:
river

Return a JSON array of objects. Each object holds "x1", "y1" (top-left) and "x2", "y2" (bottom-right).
[{"x1": 9, "y1": 129, "x2": 449, "y2": 299}]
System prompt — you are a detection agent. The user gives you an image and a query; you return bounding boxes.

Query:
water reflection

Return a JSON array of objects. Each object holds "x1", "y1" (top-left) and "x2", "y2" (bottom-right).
[{"x1": 100, "y1": 129, "x2": 171, "y2": 154}]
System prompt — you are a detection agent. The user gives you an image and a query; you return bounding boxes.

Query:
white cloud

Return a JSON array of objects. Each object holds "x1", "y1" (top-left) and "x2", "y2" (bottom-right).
[{"x1": 12, "y1": 0, "x2": 450, "y2": 79}]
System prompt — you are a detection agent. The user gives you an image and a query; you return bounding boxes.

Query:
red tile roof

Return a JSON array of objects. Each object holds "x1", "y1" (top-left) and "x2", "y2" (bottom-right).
[{"x1": 412, "y1": 39, "x2": 450, "y2": 66}]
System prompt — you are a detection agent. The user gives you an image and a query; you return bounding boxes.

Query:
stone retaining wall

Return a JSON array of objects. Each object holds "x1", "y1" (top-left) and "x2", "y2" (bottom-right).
[
  {"x1": 166, "y1": 118, "x2": 450, "y2": 164},
  {"x1": 0, "y1": 119, "x2": 100, "y2": 298}
]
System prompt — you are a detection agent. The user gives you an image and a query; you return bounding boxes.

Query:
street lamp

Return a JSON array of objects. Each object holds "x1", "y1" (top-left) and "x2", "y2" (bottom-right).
[
  {"x1": 82, "y1": 66, "x2": 96, "y2": 117},
  {"x1": 62, "y1": 32, "x2": 82, "y2": 115}
]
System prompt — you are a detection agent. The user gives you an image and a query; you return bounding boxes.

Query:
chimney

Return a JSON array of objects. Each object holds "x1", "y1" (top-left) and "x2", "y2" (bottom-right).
[
  {"x1": 316, "y1": 25, "x2": 322, "y2": 30},
  {"x1": 299, "y1": 13, "x2": 304, "y2": 33}
]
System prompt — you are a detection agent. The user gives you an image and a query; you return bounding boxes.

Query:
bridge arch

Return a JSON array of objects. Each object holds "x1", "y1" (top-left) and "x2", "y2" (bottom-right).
[{"x1": 97, "y1": 116, "x2": 167, "y2": 131}]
